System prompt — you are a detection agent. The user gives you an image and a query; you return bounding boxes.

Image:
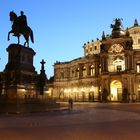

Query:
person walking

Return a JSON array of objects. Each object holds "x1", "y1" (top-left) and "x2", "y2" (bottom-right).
[{"x1": 68, "y1": 98, "x2": 73, "y2": 110}]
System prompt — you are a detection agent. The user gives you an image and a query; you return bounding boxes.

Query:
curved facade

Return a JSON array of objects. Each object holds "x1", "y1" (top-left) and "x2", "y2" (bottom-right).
[{"x1": 53, "y1": 19, "x2": 140, "y2": 102}]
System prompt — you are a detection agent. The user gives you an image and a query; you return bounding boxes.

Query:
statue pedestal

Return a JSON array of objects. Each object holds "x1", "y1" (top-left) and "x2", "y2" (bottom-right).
[
  {"x1": 4, "y1": 44, "x2": 36, "y2": 73},
  {"x1": 3, "y1": 44, "x2": 37, "y2": 99}
]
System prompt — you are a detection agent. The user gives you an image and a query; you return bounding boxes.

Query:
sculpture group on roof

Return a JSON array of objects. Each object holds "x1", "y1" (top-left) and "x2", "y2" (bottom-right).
[{"x1": 111, "y1": 18, "x2": 123, "y2": 30}]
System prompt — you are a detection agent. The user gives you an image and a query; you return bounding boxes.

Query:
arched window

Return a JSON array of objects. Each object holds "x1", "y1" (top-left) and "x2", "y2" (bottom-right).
[
  {"x1": 110, "y1": 80, "x2": 122, "y2": 101},
  {"x1": 136, "y1": 62, "x2": 140, "y2": 73},
  {"x1": 76, "y1": 68, "x2": 79, "y2": 78},
  {"x1": 71, "y1": 70, "x2": 74, "y2": 78},
  {"x1": 90, "y1": 65, "x2": 95, "y2": 76},
  {"x1": 113, "y1": 57, "x2": 124, "y2": 72},
  {"x1": 99, "y1": 64, "x2": 101, "y2": 74},
  {"x1": 108, "y1": 55, "x2": 125, "y2": 72},
  {"x1": 82, "y1": 66, "x2": 86, "y2": 77},
  {"x1": 60, "y1": 72, "x2": 64, "y2": 79}
]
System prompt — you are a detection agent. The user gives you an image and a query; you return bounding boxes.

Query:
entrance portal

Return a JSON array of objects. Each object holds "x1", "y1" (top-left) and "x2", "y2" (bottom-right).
[{"x1": 110, "y1": 80, "x2": 122, "y2": 101}]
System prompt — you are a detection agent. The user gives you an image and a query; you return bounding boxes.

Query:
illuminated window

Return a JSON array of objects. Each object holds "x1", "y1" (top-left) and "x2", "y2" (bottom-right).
[
  {"x1": 90, "y1": 65, "x2": 95, "y2": 76},
  {"x1": 82, "y1": 66, "x2": 86, "y2": 77},
  {"x1": 110, "y1": 80, "x2": 122, "y2": 101},
  {"x1": 137, "y1": 64, "x2": 140, "y2": 73},
  {"x1": 108, "y1": 56, "x2": 125, "y2": 72},
  {"x1": 76, "y1": 68, "x2": 79, "y2": 78},
  {"x1": 99, "y1": 64, "x2": 101, "y2": 74}
]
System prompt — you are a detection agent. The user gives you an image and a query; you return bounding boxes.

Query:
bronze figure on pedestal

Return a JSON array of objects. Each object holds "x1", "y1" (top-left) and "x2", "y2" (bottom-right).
[{"x1": 8, "y1": 11, "x2": 34, "y2": 47}]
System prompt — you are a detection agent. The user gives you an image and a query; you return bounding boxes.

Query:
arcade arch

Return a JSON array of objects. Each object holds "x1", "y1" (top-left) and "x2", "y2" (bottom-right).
[{"x1": 110, "y1": 80, "x2": 122, "y2": 101}]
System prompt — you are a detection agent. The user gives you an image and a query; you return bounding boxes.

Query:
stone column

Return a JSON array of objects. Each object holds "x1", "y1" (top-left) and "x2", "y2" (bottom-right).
[
  {"x1": 104, "y1": 56, "x2": 108, "y2": 72},
  {"x1": 131, "y1": 54, "x2": 134, "y2": 70},
  {"x1": 125, "y1": 53, "x2": 128, "y2": 71},
  {"x1": 100, "y1": 55, "x2": 104, "y2": 72},
  {"x1": 129, "y1": 51, "x2": 134, "y2": 70},
  {"x1": 86, "y1": 64, "x2": 90, "y2": 77},
  {"x1": 79, "y1": 64, "x2": 83, "y2": 78},
  {"x1": 95, "y1": 61, "x2": 100, "y2": 76}
]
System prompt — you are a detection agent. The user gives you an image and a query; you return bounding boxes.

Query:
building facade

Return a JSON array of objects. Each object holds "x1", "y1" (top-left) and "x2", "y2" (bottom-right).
[{"x1": 53, "y1": 19, "x2": 140, "y2": 102}]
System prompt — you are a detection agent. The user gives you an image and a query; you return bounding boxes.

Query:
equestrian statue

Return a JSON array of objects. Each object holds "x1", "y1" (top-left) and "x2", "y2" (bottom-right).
[
  {"x1": 111, "y1": 18, "x2": 123, "y2": 30},
  {"x1": 8, "y1": 11, "x2": 34, "y2": 47}
]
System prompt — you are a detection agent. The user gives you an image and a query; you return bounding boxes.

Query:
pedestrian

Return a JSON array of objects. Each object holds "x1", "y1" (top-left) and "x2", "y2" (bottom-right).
[{"x1": 68, "y1": 98, "x2": 73, "y2": 110}]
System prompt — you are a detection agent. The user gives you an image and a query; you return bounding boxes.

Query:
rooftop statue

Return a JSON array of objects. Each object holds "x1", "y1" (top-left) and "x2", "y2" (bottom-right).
[
  {"x1": 8, "y1": 11, "x2": 34, "y2": 47},
  {"x1": 110, "y1": 18, "x2": 124, "y2": 38},
  {"x1": 111, "y1": 18, "x2": 123, "y2": 30}
]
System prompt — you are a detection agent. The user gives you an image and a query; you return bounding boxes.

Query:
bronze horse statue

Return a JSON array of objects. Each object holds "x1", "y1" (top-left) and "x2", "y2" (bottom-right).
[
  {"x1": 8, "y1": 11, "x2": 34, "y2": 47},
  {"x1": 111, "y1": 18, "x2": 123, "y2": 30}
]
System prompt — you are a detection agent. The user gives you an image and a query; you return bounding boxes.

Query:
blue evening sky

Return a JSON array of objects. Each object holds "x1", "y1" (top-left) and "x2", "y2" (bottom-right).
[{"x1": 0, "y1": 0, "x2": 140, "y2": 78}]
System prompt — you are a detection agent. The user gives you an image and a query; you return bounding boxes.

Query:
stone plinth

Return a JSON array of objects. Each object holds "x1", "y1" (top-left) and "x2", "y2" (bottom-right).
[
  {"x1": 4, "y1": 44, "x2": 36, "y2": 74},
  {"x1": 2, "y1": 44, "x2": 37, "y2": 99}
]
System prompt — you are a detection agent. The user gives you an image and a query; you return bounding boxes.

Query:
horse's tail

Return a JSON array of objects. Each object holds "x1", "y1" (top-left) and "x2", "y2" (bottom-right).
[{"x1": 30, "y1": 29, "x2": 34, "y2": 43}]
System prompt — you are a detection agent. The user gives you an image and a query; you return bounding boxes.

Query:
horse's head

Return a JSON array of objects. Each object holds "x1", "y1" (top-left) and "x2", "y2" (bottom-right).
[{"x1": 9, "y1": 11, "x2": 17, "y2": 22}]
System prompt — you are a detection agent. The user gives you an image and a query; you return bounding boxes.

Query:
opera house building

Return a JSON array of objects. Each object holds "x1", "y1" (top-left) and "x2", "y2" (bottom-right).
[{"x1": 52, "y1": 19, "x2": 140, "y2": 102}]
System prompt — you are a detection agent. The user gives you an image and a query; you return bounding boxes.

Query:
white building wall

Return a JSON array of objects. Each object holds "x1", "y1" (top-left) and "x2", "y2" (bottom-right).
[{"x1": 129, "y1": 26, "x2": 140, "y2": 49}]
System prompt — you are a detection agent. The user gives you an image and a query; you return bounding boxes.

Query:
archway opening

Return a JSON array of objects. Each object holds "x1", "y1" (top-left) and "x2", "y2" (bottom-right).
[{"x1": 110, "y1": 80, "x2": 122, "y2": 101}]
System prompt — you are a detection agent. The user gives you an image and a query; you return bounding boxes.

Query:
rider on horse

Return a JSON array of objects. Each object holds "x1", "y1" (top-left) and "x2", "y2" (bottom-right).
[
  {"x1": 18, "y1": 11, "x2": 28, "y2": 31},
  {"x1": 8, "y1": 11, "x2": 34, "y2": 47}
]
